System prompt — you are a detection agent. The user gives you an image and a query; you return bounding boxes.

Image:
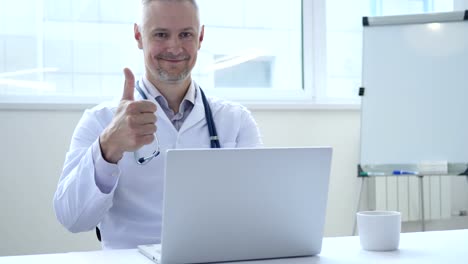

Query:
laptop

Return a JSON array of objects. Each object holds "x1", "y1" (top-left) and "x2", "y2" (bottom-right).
[{"x1": 138, "y1": 147, "x2": 332, "y2": 264}]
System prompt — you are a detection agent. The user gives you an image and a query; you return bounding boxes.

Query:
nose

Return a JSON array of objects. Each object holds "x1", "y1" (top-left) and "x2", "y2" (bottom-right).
[{"x1": 166, "y1": 36, "x2": 183, "y2": 55}]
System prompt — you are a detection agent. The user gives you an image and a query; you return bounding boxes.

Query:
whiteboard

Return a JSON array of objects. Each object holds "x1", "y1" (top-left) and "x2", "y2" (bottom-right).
[{"x1": 360, "y1": 11, "x2": 468, "y2": 165}]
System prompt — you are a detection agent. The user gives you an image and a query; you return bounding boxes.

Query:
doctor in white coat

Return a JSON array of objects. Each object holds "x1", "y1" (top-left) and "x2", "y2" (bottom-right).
[{"x1": 53, "y1": 0, "x2": 262, "y2": 250}]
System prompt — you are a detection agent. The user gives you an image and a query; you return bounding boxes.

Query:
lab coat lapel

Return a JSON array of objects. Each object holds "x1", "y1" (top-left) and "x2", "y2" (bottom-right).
[
  {"x1": 179, "y1": 85, "x2": 206, "y2": 134},
  {"x1": 155, "y1": 100, "x2": 174, "y2": 128}
]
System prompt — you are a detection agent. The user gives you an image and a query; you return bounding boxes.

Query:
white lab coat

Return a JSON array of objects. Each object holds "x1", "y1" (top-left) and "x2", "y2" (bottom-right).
[{"x1": 53, "y1": 81, "x2": 262, "y2": 249}]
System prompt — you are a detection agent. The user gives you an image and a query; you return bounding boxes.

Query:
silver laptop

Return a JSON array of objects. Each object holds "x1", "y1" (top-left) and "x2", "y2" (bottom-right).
[{"x1": 138, "y1": 147, "x2": 332, "y2": 264}]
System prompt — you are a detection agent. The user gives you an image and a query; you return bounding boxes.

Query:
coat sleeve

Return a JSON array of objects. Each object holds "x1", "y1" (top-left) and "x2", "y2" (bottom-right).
[
  {"x1": 53, "y1": 106, "x2": 120, "y2": 233},
  {"x1": 236, "y1": 107, "x2": 263, "y2": 148}
]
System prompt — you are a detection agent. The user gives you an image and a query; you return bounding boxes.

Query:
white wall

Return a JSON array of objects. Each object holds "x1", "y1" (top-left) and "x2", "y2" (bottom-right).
[
  {"x1": 0, "y1": 107, "x2": 362, "y2": 256},
  {"x1": 454, "y1": 0, "x2": 468, "y2": 9},
  {"x1": 0, "y1": 109, "x2": 102, "y2": 255}
]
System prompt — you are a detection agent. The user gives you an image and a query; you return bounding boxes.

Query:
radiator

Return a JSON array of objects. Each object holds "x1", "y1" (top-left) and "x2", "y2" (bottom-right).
[{"x1": 373, "y1": 176, "x2": 452, "y2": 222}]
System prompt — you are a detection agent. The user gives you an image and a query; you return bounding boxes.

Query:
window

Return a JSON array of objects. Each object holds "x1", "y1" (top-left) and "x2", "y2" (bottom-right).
[
  {"x1": 0, "y1": 0, "x2": 458, "y2": 106},
  {"x1": 193, "y1": 0, "x2": 305, "y2": 103},
  {"x1": 213, "y1": 55, "x2": 274, "y2": 88}
]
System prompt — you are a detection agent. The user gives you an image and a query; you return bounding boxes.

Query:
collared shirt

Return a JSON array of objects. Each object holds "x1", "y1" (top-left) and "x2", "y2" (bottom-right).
[{"x1": 142, "y1": 76, "x2": 195, "y2": 131}]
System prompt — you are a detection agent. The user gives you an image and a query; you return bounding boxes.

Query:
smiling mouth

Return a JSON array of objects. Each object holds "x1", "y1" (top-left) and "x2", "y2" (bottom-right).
[
  {"x1": 161, "y1": 58, "x2": 185, "y2": 63},
  {"x1": 157, "y1": 55, "x2": 189, "y2": 63}
]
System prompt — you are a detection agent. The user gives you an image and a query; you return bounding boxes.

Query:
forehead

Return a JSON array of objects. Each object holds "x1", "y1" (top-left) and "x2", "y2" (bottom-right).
[{"x1": 142, "y1": 1, "x2": 200, "y2": 30}]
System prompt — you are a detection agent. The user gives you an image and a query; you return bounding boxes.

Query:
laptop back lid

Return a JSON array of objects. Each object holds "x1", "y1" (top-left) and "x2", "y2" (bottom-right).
[{"x1": 161, "y1": 147, "x2": 332, "y2": 264}]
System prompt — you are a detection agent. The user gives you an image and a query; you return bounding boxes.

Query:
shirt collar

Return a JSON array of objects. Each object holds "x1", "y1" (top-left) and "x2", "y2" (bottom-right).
[{"x1": 142, "y1": 76, "x2": 197, "y2": 106}]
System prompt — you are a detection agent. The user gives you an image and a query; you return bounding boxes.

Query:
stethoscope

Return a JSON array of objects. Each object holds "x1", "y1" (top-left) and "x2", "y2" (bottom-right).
[{"x1": 133, "y1": 80, "x2": 220, "y2": 165}]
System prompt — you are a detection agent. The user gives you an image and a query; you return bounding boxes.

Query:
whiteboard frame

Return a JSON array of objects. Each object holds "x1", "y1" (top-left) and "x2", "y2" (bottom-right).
[{"x1": 359, "y1": 10, "x2": 468, "y2": 174}]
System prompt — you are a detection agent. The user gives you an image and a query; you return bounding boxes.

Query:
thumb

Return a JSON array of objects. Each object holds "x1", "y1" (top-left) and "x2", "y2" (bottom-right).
[{"x1": 122, "y1": 68, "x2": 135, "y2": 101}]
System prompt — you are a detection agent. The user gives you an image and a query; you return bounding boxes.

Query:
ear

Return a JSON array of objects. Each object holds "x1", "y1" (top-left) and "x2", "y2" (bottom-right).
[
  {"x1": 198, "y1": 25, "x2": 205, "y2": 50},
  {"x1": 134, "y1": 23, "x2": 143, "y2": 50}
]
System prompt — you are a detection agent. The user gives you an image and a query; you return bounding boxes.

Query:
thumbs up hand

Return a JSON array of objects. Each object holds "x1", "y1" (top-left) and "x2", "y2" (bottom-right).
[
  {"x1": 121, "y1": 68, "x2": 136, "y2": 101},
  {"x1": 100, "y1": 68, "x2": 158, "y2": 164}
]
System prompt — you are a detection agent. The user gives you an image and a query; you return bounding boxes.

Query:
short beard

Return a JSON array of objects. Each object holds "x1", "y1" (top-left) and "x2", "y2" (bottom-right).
[{"x1": 157, "y1": 67, "x2": 190, "y2": 83}]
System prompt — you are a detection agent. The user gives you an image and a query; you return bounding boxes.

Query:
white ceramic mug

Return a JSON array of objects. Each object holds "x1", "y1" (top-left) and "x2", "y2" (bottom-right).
[{"x1": 357, "y1": 211, "x2": 401, "y2": 251}]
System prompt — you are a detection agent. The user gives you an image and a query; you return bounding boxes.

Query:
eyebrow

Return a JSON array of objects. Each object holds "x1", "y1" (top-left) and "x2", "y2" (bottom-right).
[
  {"x1": 151, "y1": 27, "x2": 196, "y2": 32},
  {"x1": 151, "y1": 28, "x2": 169, "y2": 32},
  {"x1": 180, "y1": 27, "x2": 196, "y2": 32}
]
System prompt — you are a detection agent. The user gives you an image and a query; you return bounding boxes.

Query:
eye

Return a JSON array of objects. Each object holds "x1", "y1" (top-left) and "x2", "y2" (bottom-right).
[
  {"x1": 154, "y1": 32, "x2": 168, "y2": 39},
  {"x1": 180, "y1": 32, "x2": 193, "y2": 39}
]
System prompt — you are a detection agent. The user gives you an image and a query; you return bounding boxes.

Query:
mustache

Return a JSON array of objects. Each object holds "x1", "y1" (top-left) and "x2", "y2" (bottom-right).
[{"x1": 157, "y1": 53, "x2": 190, "y2": 60}]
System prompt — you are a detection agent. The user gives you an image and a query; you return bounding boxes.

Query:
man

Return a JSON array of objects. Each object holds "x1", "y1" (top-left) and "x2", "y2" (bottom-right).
[{"x1": 54, "y1": 0, "x2": 262, "y2": 249}]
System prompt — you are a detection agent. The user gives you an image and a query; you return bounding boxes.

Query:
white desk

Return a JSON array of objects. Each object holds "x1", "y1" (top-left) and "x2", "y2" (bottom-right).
[{"x1": 2, "y1": 229, "x2": 467, "y2": 264}]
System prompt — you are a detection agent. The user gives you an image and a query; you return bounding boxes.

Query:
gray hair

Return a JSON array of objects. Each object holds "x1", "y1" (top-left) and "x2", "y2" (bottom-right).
[
  {"x1": 139, "y1": 0, "x2": 200, "y2": 26},
  {"x1": 141, "y1": 0, "x2": 199, "y2": 11}
]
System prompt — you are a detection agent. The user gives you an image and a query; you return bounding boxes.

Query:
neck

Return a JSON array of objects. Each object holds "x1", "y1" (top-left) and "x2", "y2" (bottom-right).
[{"x1": 148, "y1": 76, "x2": 192, "y2": 113}]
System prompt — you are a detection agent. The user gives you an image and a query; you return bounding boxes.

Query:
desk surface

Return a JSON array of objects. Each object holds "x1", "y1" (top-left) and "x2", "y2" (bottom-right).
[{"x1": 2, "y1": 229, "x2": 467, "y2": 264}]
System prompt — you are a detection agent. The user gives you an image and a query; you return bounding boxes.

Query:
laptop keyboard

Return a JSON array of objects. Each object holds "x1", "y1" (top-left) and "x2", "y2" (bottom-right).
[
  {"x1": 152, "y1": 244, "x2": 161, "y2": 254},
  {"x1": 138, "y1": 244, "x2": 162, "y2": 263}
]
